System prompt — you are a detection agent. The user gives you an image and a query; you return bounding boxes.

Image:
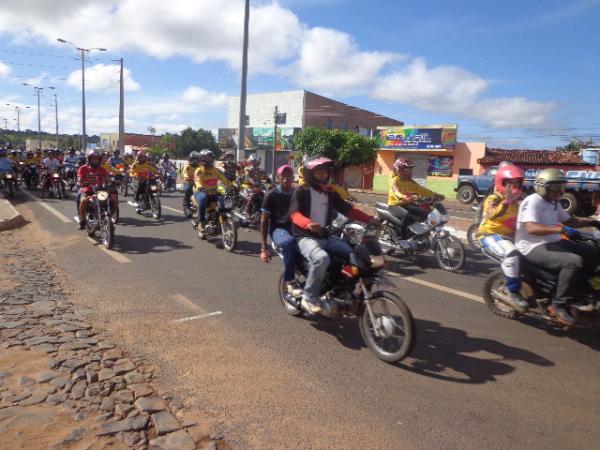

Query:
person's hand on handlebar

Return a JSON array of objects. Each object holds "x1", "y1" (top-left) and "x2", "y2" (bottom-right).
[{"x1": 307, "y1": 222, "x2": 321, "y2": 234}]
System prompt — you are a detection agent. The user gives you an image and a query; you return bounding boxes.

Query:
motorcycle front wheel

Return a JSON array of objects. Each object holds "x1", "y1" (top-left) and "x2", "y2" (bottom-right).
[
  {"x1": 150, "y1": 196, "x2": 161, "y2": 219},
  {"x1": 359, "y1": 291, "x2": 415, "y2": 363},
  {"x1": 221, "y1": 217, "x2": 237, "y2": 252},
  {"x1": 482, "y1": 270, "x2": 518, "y2": 319},
  {"x1": 277, "y1": 272, "x2": 303, "y2": 316},
  {"x1": 100, "y1": 214, "x2": 115, "y2": 249},
  {"x1": 467, "y1": 223, "x2": 481, "y2": 251},
  {"x1": 434, "y1": 235, "x2": 465, "y2": 272}
]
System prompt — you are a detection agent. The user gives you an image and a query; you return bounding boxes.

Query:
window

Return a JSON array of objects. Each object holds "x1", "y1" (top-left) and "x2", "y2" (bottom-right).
[{"x1": 327, "y1": 118, "x2": 334, "y2": 129}]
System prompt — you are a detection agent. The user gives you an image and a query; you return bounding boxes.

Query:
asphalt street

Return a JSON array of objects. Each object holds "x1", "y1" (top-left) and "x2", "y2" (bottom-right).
[{"x1": 8, "y1": 188, "x2": 600, "y2": 449}]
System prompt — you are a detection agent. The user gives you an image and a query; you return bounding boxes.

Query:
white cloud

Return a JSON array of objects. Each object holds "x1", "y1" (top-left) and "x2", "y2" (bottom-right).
[
  {"x1": 182, "y1": 86, "x2": 227, "y2": 107},
  {"x1": 0, "y1": 60, "x2": 11, "y2": 77},
  {"x1": 67, "y1": 63, "x2": 140, "y2": 92},
  {"x1": 290, "y1": 27, "x2": 404, "y2": 95},
  {"x1": 372, "y1": 58, "x2": 556, "y2": 128}
]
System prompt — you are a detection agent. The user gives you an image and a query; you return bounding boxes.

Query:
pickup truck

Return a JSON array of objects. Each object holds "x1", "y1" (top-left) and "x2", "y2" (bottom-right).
[{"x1": 455, "y1": 166, "x2": 600, "y2": 216}]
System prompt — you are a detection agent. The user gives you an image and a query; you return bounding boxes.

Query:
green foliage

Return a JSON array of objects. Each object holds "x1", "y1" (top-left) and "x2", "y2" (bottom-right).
[
  {"x1": 293, "y1": 127, "x2": 378, "y2": 167},
  {"x1": 556, "y1": 141, "x2": 581, "y2": 153},
  {"x1": 175, "y1": 127, "x2": 220, "y2": 158}
]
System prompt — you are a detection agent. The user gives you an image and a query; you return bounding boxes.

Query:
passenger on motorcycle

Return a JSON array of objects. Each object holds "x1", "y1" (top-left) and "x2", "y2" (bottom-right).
[
  {"x1": 0, "y1": 148, "x2": 15, "y2": 174},
  {"x1": 41, "y1": 150, "x2": 62, "y2": 191},
  {"x1": 76, "y1": 152, "x2": 110, "y2": 230},
  {"x1": 129, "y1": 151, "x2": 158, "y2": 210},
  {"x1": 183, "y1": 151, "x2": 200, "y2": 210},
  {"x1": 9, "y1": 149, "x2": 21, "y2": 163},
  {"x1": 290, "y1": 156, "x2": 377, "y2": 317},
  {"x1": 159, "y1": 152, "x2": 175, "y2": 183},
  {"x1": 64, "y1": 148, "x2": 79, "y2": 179},
  {"x1": 477, "y1": 165, "x2": 529, "y2": 312},
  {"x1": 193, "y1": 149, "x2": 232, "y2": 238},
  {"x1": 260, "y1": 164, "x2": 302, "y2": 296},
  {"x1": 515, "y1": 168, "x2": 600, "y2": 325},
  {"x1": 221, "y1": 150, "x2": 240, "y2": 182},
  {"x1": 387, "y1": 157, "x2": 444, "y2": 235},
  {"x1": 243, "y1": 153, "x2": 269, "y2": 217},
  {"x1": 108, "y1": 149, "x2": 124, "y2": 167}
]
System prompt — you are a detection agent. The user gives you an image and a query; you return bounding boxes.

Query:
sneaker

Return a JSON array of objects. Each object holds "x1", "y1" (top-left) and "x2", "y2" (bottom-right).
[
  {"x1": 572, "y1": 299, "x2": 594, "y2": 312},
  {"x1": 286, "y1": 282, "x2": 303, "y2": 297},
  {"x1": 548, "y1": 305, "x2": 576, "y2": 326},
  {"x1": 78, "y1": 220, "x2": 86, "y2": 230},
  {"x1": 507, "y1": 291, "x2": 529, "y2": 313},
  {"x1": 197, "y1": 222, "x2": 206, "y2": 240},
  {"x1": 301, "y1": 298, "x2": 322, "y2": 315}
]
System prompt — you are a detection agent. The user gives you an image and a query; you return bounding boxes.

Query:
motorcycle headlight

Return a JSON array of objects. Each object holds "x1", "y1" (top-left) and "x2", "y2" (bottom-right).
[
  {"x1": 97, "y1": 191, "x2": 109, "y2": 201},
  {"x1": 52, "y1": 173, "x2": 60, "y2": 179},
  {"x1": 5, "y1": 173, "x2": 13, "y2": 179},
  {"x1": 150, "y1": 185, "x2": 158, "y2": 191}
]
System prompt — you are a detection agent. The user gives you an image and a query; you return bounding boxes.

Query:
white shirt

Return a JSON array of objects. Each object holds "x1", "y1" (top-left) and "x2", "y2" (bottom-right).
[
  {"x1": 309, "y1": 187, "x2": 328, "y2": 227},
  {"x1": 515, "y1": 193, "x2": 570, "y2": 255},
  {"x1": 43, "y1": 157, "x2": 60, "y2": 172}
]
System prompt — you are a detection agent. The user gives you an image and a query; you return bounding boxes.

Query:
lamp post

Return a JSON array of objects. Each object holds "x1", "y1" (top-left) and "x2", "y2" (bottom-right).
[
  {"x1": 57, "y1": 38, "x2": 107, "y2": 151},
  {"x1": 50, "y1": 93, "x2": 59, "y2": 148},
  {"x1": 237, "y1": 0, "x2": 250, "y2": 162},
  {"x1": 6, "y1": 104, "x2": 31, "y2": 147}
]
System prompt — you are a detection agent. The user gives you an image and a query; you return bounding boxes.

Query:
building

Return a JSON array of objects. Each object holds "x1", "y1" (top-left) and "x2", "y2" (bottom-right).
[
  {"x1": 222, "y1": 90, "x2": 403, "y2": 175},
  {"x1": 100, "y1": 133, "x2": 176, "y2": 152},
  {"x1": 478, "y1": 148, "x2": 595, "y2": 172},
  {"x1": 25, "y1": 139, "x2": 59, "y2": 150}
]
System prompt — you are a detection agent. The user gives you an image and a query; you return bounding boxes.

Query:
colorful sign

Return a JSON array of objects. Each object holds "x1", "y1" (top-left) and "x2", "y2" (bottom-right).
[
  {"x1": 428, "y1": 156, "x2": 454, "y2": 177},
  {"x1": 376, "y1": 125, "x2": 457, "y2": 150}
]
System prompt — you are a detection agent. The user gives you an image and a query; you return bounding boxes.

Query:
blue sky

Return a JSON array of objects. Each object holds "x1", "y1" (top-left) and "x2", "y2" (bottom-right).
[{"x1": 0, "y1": 0, "x2": 598, "y2": 148}]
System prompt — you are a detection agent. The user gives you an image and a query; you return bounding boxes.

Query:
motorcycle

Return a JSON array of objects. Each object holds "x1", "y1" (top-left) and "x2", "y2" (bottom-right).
[
  {"x1": 481, "y1": 231, "x2": 600, "y2": 328},
  {"x1": 189, "y1": 188, "x2": 238, "y2": 251},
  {"x1": 274, "y1": 223, "x2": 415, "y2": 363},
  {"x1": 0, "y1": 170, "x2": 18, "y2": 199},
  {"x1": 234, "y1": 178, "x2": 269, "y2": 228},
  {"x1": 83, "y1": 185, "x2": 115, "y2": 249},
  {"x1": 161, "y1": 168, "x2": 177, "y2": 193},
  {"x1": 129, "y1": 176, "x2": 161, "y2": 219},
  {"x1": 23, "y1": 164, "x2": 39, "y2": 190},
  {"x1": 41, "y1": 169, "x2": 66, "y2": 200},
  {"x1": 375, "y1": 198, "x2": 466, "y2": 272},
  {"x1": 466, "y1": 202, "x2": 483, "y2": 251},
  {"x1": 64, "y1": 166, "x2": 78, "y2": 191}
]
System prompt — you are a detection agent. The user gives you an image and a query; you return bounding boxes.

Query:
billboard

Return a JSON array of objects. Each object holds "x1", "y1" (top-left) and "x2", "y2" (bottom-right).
[
  {"x1": 218, "y1": 127, "x2": 301, "y2": 151},
  {"x1": 376, "y1": 125, "x2": 457, "y2": 150},
  {"x1": 428, "y1": 156, "x2": 454, "y2": 177}
]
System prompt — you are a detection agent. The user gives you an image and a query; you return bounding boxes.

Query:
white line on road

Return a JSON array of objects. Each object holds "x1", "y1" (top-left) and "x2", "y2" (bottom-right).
[
  {"x1": 86, "y1": 237, "x2": 132, "y2": 264},
  {"x1": 21, "y1": 190, "x2": 71, "y2": 223},
  {"x1": 171, "y1": 311, "x2": 223, "y2": 324},
  {"x1": 162, "y1": 205, "x2": 183, "y2": 214},
  {"x1": 398, "y1": 275, "x2": 484, "y2": 304}
]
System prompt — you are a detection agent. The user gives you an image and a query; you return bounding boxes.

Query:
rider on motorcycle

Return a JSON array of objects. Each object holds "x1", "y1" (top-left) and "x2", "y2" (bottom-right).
[
  {"x1": 243, "y1": 153, "x2": 269, "y2": 217},
  {"x1": 159, "y1": 152, "x2": 175, "y2": 185},
  {"x1": 108, "y1": 149, "x2": 124, "y2": 168},
  {"x1": 221, "y1": 150, "x2": 240, "y2": 182},
  {"x1": 260, "y1": 164, "x2": 301, "y2": 296},
  {"x1": 41, "y1": 149, "x2": 62, "y2": 192},
  {"x1": 477, "y1": 164, "x2": 529, "y2": 312},
  {"x1": 183, "y1": 151, "x2": 200, "y2": 211},
  {"x1": 298, "y1": 164, "x2": 353, "y2": 200},
  {"x1": 0, "y1": 148, "x2": 15, "y2": 176},
  {"x1": 193, "y1": 149, "x2": 232, "y2": 238},
  {"x1": 290, "y1": 156, "x2": 377, "y2": 317},
  {"x1": 130, "y1": 151, "x2": 158, "y2": 210},
  {"x1": 387, "y1": 157, "x2": 444, "y2": 235},
  {"x1": 63, "y1": 147, "x2": 79, "y2": 181},
  {"x1": 76, "y1": 151, "x2": 110, "y2": 230},
  {"x1": 515, "y1": 168, "x2": 600, "y2": 325}
]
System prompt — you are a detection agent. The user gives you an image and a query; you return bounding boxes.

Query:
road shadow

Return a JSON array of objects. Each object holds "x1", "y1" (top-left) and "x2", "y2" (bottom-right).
[
  {"x1": 117, "y1": 214, "x2": 184, "y2": 227},
  {"x1": 398, "y1": 318, "x2": 554, "y2": 383},
  {"x1": 514, "y1": 315, "x2": 600, "y2": 351},
  {"x1": 232, "y1": 239, "x2": 262, "y2": 258},
  {"x1": 309, "y1": 318, "x2": 365, "y2": 351},
  {"x1": 113, "y1": 235, "x2": 194, "y2": 254}
]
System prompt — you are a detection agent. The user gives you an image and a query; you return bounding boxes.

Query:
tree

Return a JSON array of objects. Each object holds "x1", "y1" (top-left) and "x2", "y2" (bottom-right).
[
  {"x1": 293, "y1": 127, "x2": 378, "y2": 167},
  {"x1": 176, "y1": 127, "x2": 220, "y2": 158},
  {"x1": 556, "y1": 141, "x2": 581, "y2": 153}
]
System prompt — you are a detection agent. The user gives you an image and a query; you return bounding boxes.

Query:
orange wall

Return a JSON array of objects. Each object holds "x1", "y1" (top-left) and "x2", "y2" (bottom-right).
[{"x1": 453, "y1": 142, "x2": 486, "y2": 176}]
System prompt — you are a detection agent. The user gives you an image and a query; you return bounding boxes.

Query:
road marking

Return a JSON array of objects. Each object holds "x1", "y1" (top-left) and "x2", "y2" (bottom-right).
[
  {"x1": 162, "y1": 205, "x2": 183, "y2": 214},
  {"x1": 172, "y1": 293, "x2": 201, "y2": 311},
  {"x1": 86, "y1": 237, "x2": 132, "y2": 264},
  {"x1": 399, "y1": 275, "x2": 484, "y2": 304},
  {"x1": 21, "y1": 190, "x2": 71, "y2": 223},
  {"x1": 171, "y1": 311, "x2": 223, "y2": 324}
]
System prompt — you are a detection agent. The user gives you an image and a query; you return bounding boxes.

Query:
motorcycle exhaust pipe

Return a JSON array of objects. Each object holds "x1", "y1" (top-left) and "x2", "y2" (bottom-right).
[{"x1": 233, "y1": 211, "x2": 249, "y2": 225}]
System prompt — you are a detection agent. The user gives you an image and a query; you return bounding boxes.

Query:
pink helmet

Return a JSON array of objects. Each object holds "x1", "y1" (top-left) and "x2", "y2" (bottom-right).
[
  {"x1": 494, "y1": 165, "x2": 524, "y2": 195},
  {"x1": 277, "y1": 164, "x2": 293, "y2": 176},
  {"x1": 393, "y1": 157, "x2": 415, "y2": 172}
]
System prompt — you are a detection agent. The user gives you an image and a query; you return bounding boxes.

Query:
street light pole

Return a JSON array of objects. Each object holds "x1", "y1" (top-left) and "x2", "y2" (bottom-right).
[
  {"x1": 53, "y1": 93, "x2": 59, "y2": 148},
  {"x1": 6, "y1": 104, "x2": 30, "y2": 147},
  {"x1": 57, "y1": 38, "x2": 107, "y2": 152},
  {"x1": 272, "y1": 105, "x2": 278, "y2": 178},
  {"x1": 237, "y1": 0, "x2": 250, "y2": 162}
]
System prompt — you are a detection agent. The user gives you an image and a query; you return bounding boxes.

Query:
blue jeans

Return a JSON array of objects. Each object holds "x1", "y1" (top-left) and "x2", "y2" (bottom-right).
[
  {"x1": 272, "y1": 228, "x2": 297, "y2": 282},
  {"x1": 297, "y1": 236, "x2": 353, "y2": 302},
  {"x1": 194, "y1": 191, "x2": 219, "y2": 222}
]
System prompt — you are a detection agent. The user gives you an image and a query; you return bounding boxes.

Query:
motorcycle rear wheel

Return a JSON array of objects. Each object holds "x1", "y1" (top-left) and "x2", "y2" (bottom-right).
[
  {"x1": 434, "y1": 235, "x2": 465, "y2": 272},
  {"x1": 277, "y1": 272, "x2": 303, "y2": 316},
  {"x1": 150, "y1": 196, "x2": 161, "y2": 219},
  {"x1": 221, "y1": 217, "x2": 237, "y2": 252},
  {"x1": 379, "y1": 222, "x2": 397, "y2": 255},
  {"x1": 359, "y1": 291, "x2": 415, "y2": 363},
  {"x1": 467, "y1": 223, "x2": 481, "y2": 251},
  {"x1": 482, "y1": 270, "x2": 518, "y2": 319}
]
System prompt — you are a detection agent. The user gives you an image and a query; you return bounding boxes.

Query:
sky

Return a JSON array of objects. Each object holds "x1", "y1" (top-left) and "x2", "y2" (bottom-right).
[{"x1": 0, "y1": 0, "x2": 599, "y2": 149}]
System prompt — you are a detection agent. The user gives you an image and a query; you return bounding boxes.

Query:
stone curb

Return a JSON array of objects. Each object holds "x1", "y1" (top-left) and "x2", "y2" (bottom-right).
[{"x1": 0, "y1": 199, "x2": 26, "y2": 232}]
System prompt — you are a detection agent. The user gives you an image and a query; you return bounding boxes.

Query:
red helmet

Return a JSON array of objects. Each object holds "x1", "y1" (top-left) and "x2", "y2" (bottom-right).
[
  {"x1": 494, "y1": 165, "x2": 524, "y2": 195},
  {"x1": 393, "y1": 157, "x2": 415, "y2": 172}
]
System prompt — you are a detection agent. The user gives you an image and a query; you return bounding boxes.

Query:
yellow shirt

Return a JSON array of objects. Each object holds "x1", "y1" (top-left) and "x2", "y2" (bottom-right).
[
  {"x1": 387, "y1": 176, "x2": 436, "y2": 206},
  {"x1": 130, "y1": 162, "x2": 157, "y2": 179},
  {"x1": 477, "y1": 193, "x2": 519, "y2": 238},
  {"x1": 331, "y1": 183, "x2": 351, "y2": 201},
  {"x1": 193, "y1": 166, "x2": 231, "y2": 194},
  {"x1": 102, "y1": 163, "x2": 120, "y2": 175},
  {"x1": 184, "y1": 163, "x2": 199, "y2": 182}
]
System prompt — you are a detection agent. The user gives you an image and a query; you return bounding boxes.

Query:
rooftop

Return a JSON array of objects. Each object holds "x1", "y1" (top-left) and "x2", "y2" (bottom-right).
[{"x1": 478, "y1": 148, "x2": 593, "y2": 166}]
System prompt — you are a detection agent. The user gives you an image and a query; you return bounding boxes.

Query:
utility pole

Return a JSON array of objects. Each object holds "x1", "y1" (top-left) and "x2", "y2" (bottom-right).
[
  {"x1": 1, "y1": 118, "x2": 7, "y2": 129},
  {"x1": 237, "y1": 0, "x2": 250, "y2": 162},
  {"x1": 53, "y1": 93, "x2": 59, "y2": 148},
  {"x1": 272, "y1": 106, "x2": 278, "y2": 179},
  {"x1": 118, "y1": 58, "x2": 124, "y2": 153},
  {"x1": 6, "y1": 104, "x2": 30, "y2": 147}
]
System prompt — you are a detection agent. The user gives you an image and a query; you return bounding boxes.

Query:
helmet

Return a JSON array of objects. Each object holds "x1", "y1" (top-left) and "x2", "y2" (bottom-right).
[
  {"x1": 199, "y1": 149, "x2": 214, "y2": 167},
  {"x1": 69, "y1": 147, "x2": 76, "y2": 154},
  {"x1": 162, "y1": 152, "x2": 169, "y2": 159},
  {"x1": 113, "y1": 149, "x2": 120, "y2": 156},
  {"x1": 393, "y1": 157, "x2": 415, "y2": 173},
  {"x1": 494, "y1": 165, "x2": 524, "y2": 196},
  {"x1": 534, "y1": 168, "x2": 566, "y2": 197},
  {"x1": 26, "y1": 151, "x2": 33, "y2": 157},
  {"x1": 87, "y1": 151, "x2": 101, "y2": 168},
  {"x1": 224, "y1": 150, "x2": 235, "y2": 160},
  {"x1": 302, "y1": 155, "x2": 333, "y2": 187},
  {"x1": 247, "y1": 153, "x2": 261, "y2": 167},
  {"x1": 137, "y1": 151, "x2": 148, "y2": 163},
  {"x1": 498, "y1": 161, "x2": 514, "y2": 169},
  {"x1": 277, "y1": 164, "x2": 293, "y2": 176}
]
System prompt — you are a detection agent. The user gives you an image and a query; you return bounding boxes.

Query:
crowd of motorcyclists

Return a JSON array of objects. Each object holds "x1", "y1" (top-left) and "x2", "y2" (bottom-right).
[{"x1": 2, "y1": 140, "x2": 600, "y2": 330}]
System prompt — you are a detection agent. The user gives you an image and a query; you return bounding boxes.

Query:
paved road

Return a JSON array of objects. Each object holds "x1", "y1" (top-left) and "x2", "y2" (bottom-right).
[{"x1": 9, "y1": 188, "x2": 600, "y2": 449}]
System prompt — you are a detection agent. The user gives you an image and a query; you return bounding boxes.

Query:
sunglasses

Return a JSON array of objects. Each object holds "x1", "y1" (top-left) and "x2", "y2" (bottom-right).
[{"x1": 547, "y1": 183, "x2": 565, "y2": 193}]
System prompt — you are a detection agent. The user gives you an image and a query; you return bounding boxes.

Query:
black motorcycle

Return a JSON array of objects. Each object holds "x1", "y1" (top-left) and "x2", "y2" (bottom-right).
[
  {"x1": 23, "y1": 164, "x2": 39, "y2": 190},
  {"x1": 41, "y1": 169, "x2": 67, "y2": 200},
  {"x1": 0, "y1": 170, "x2": 18, "y2": 199},
  {"x1": 376, "y1": 198, "x2": 465, "y2": 272},
  {"x1": 83, "y1": 185, "x2": 115, "y2": 249},
  {"x1": 482, "y1": 231, "x2": 600, "y2": 328},
  {"x1": 189, "y1": 188, "x2": 238, "y2": 252},
  {"x1": 274, "y1": 224, "x2": 415, "y2": 363},
  {"x1": 130, "y1": 177, "x2": 161, "y2": 219},
  {"x1": 64, "y1": 166, "x2": 78, "y2": 191}
]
